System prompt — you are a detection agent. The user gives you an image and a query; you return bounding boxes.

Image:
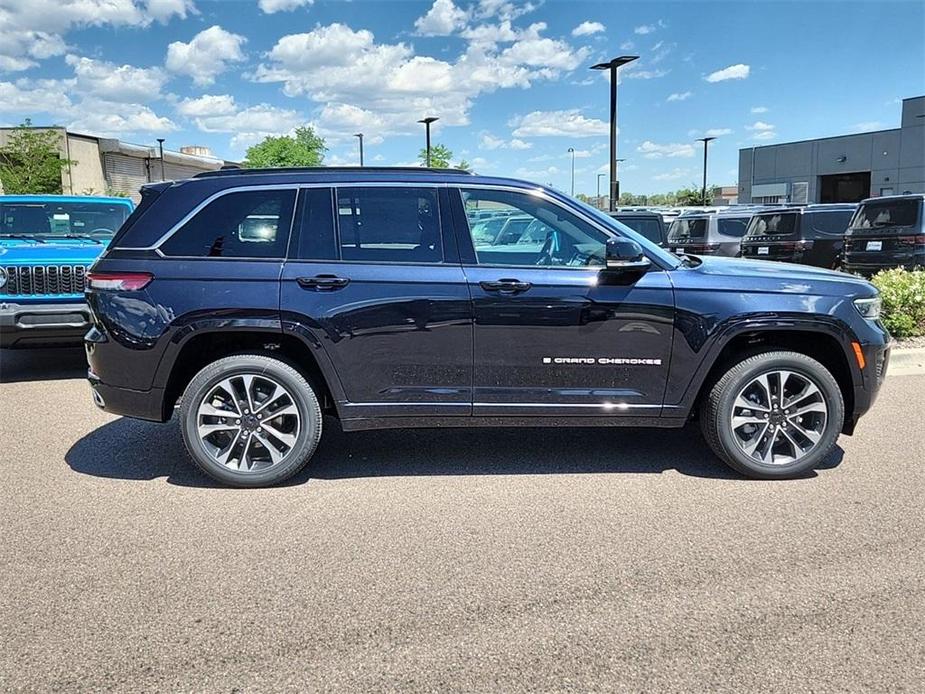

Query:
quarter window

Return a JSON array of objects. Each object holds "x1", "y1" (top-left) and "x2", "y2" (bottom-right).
[
  {"x1": 336, "y1": 187, "x2": 442, "y2": 263},
  {"x1": 460, "y1": 188, "x2": 607, "y2": 267},
  {"x1": 160, "y1": 188, "x2": 295, "y2": 258}
]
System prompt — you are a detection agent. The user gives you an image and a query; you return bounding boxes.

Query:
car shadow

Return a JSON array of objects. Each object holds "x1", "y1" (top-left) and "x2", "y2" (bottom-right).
[
  {"x1": 65, "y1": 416, "x2": 844, "y2": 488},
  {"x1": 0, "y1": 347, "x2": 88, "y2": 384}
]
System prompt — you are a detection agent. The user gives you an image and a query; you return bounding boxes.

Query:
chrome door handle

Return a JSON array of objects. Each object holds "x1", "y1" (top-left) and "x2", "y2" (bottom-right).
[{"x1": 479, "y1": 279, "x2": 532, "y2": 293}]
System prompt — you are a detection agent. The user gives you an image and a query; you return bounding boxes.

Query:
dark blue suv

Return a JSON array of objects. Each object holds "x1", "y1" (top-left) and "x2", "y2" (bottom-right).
[{"x1": 85, "y1": 168, "x2": 890, "y2": 486}]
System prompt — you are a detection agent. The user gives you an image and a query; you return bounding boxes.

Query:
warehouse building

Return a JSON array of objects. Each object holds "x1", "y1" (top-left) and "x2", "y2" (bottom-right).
[
  {"x1": 738, "y1": 95, "x2": 925, "y2": 204},
  {"x1": 0, "y1": 127, "x2": 230, "y2": 200}
]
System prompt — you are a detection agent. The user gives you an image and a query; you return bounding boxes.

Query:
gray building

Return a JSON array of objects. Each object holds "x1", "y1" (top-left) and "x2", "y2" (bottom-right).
[{"x1": 738, "y1": 96, "x2": 925, "y2": 204}]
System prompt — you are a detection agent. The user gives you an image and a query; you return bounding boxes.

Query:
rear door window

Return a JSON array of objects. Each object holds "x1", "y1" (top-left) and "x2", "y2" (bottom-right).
[
  {"x1": 850, "y1": 199, "x2": 921, "y2": 231},
  {"x1": 747, "y1": 213, "x2": 798, "y2": 236},
  {"x1": 717, "y1": 217, "x2": 749, "y2": 238},
  {"x1": 806, "y1": 211, "x2": 853, "y2": 238},
  {"x1": 617, "y1": 217, "x2": 663, "y2": 244},
  {"x1": 160, "y1": 188, "x2": 296, "y2": 258},
  {"x1": 291, "y1": 188, "x2": 337, "y2": 260},
  {"x1": 667, "y1": 218, "x2": 707, "y2": 241},
  {"x1": 336, "y1": 187, "x2": 442, "y2": 263}
]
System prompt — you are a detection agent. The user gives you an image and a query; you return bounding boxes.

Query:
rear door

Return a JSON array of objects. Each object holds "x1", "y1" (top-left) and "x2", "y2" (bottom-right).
[
  {"x1": 280, "y1": 185, "x2": 472, "y2": 420},
  {"x1": 450, "y1": 186, "x2": 674, "y2": 418},
  {"x1": 844, "y1": 198, "x2": 924, "y2": 268}
]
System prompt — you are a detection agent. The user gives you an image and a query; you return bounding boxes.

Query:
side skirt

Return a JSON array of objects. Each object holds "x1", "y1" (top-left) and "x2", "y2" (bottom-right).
[{"x1": 339, "y1": 415, "x2": 688, "y2": 432}]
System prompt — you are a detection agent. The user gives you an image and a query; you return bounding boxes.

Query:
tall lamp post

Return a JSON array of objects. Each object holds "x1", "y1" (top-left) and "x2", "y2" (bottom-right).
[
  {"x1": 354, "y1": 133, "x2": 364, "y2": 166},
  {"x1": 590, "y1": 55, "x2": 638, "y2": 211},
  {"x1": 418, "y1": 116, "x2": 438, "y2": 167},
  {"x1": 156, "y1": 138, "x2": 166, "y2": 181},
  {"x1": 596, "y1": 172, "x2": 605, "y2": 203},
  {"x1": 567, "y1": 147, "x2": 576, "y2": 196},
  {"x1": 696, "y1": 136, "x2": 716, "y2": 206}
]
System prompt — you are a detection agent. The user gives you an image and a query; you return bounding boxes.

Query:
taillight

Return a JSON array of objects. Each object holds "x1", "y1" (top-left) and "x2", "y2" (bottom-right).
[
  {"x1": 86, "y1": 271, "x2": 153, "y2": 291},
  {"x1": 687, "y1": 243, "x2": 720, "y2": 254},
  {"x1": 897, "y1": 235, "x2": 925, "y2": 246}
]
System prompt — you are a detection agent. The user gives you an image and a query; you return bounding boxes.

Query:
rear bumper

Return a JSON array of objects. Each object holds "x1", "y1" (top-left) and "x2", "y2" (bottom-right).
[
  {"x1": 843, "y1": 254, "x2": 925, "y2": 275},
  {"x1": 0, "y1": 300, "x2": 90, "y2": 348},
  {"x1": 87, "y1": 369, "x2": 168, "y2": 422}
]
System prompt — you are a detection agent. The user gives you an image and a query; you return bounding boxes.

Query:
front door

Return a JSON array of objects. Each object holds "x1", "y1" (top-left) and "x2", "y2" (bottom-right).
[
  {"x1": 451, "y1": 186, "x2": 674, "y2": 418},
  {"x1": 280, "y1": 186, "x2": 472, "y2": 420}
]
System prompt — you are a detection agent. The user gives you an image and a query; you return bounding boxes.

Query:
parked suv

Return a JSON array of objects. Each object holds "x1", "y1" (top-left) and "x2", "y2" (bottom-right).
[
  {"x1": 666, "y1": 208, "x2": 755, "y2": 257},
  {"x1": 842, "y1": 194, "x2": 925, "y2": 275},
  {"x1": 85, "y1": 168, "x2": 889, "y2": 486},
  {"x1": 608, "y1": 210, "x2": 666, "y2": 246},
  {"x1": 0, "y1": 195, "x2": 134, "y2": 348},
  {"x1": 740, "y1": 204, "x2": 856, "y2": 269}
]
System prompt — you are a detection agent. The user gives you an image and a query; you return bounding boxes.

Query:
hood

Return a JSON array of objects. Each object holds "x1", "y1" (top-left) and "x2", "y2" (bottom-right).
[
  {"x1": 0, "y1": 238, "x2": 106, "y2": 265},
  {"x1": 684, "y1": 255, "x2": 876, "y2": 297}
]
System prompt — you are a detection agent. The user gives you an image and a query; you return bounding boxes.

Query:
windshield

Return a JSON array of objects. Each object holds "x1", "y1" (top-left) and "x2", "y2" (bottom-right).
[
  {"x1": 850, "y1": 199, "x2": 920, "y2": 231},
  {"x1": 567, "y1": 195, "x2": 680, "y2": 267},
  {"x1": 667, "y1": 218, "x2": 708, "y2": 241},
  {"x1": 746, "y1": 213, "x2": 798, "y2": 236},
  {"x1": 0, "y1": 200, "x2": 130, "y2": 239},
  {"x1": 717, "y1": 217, "x2": 749, "y2": 238}
]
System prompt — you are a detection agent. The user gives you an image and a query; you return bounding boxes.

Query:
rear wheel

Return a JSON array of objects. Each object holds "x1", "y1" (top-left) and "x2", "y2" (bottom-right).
[
  {"x1": 701, "y1": 351, "x2": 844, "y2": 479},
  {"x1": 179, "y1": 354, "x2": 322, "y2": 487}
]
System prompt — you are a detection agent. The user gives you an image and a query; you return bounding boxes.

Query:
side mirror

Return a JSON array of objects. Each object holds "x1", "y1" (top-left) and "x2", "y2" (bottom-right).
[{"x1": 605, "y1": 238, "x2": 651, "y2": 271}]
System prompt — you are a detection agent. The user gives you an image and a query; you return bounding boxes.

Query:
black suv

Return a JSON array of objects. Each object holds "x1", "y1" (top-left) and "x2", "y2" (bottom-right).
[
  {"x1": 85, "y1": 168, "x2": 890, "y2": 487},
  {"x1": 607, "y1": 210, "x2": 667, "y2": 246},
  {"x1": 843, "y1": 194, "x2": 925, "y2": 275},
  {"x1": 740, "y1": 204, "x2": 856, "y2": 269}
]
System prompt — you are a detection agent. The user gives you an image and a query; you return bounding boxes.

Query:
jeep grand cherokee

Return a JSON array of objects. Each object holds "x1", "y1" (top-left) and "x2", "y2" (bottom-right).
[{"x1": 84, "y1": 167, "x2": 890, "y2": 487}]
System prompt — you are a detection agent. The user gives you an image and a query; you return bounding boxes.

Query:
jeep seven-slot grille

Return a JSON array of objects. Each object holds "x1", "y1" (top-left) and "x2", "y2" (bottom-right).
[{"x1": 3, "y1": 265, "x2": 88, "y2": 296}]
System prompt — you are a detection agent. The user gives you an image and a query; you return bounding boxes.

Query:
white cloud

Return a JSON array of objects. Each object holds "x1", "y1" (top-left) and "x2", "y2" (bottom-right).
[
  {"x1": 65, "y1": 55, "x2": 167, "y2": 102},
  {"x1": 510, "y1": 109, "x2": 609, "y2": 138},
  {"x1": 475, "y1": 0, "x2": 538, "y2": 21},
  {"x1": 752, "y1": 131, "x2": 776, "y2": 141},
  {"x1": 258, "y1": 0, "x2": 313, "y2": 13},
  {"x1": 253, "y1": 22, "x2": 589, "y2": 140},
  {"x1": 746, "y1": 121, "x2": 776, "y2": 141},
  {"x1": 619, "y1": 40, "x2": 634, "y2": 50},
  {"x1": 705, "y1": 63, "x2": 750, "y2": 82},
  {"x1": 572, "y1": 21, "x2": 605, "y2": 37},
  {"x1": 666, "y1": 91, "x2": 692, "y2": 102},
  {"x1": 653, "y1": 167, "x2": 691, "y2": 181},
  {"x1": 746, "y1": 121, "x2": 775, "y2": 131},
  {"x1": 176, "y1": 94, "x2": 304, "y2": 150},
  {"x1": 68, "y1": 101, "x2": 178, "y2": 136},
  {"x1": 414, "y1": 0, "x2": 469, "y2": 36},
  {"x1": 625, "y1": 68, "x2": 669, "y2": 80},
  {"x1": 705, "y1": 128, "x2": 732, "y2": 137},
  {"x1": 509, "y1": 138, "x2": 531, "y2": 150},
  {"x1": 0, "y1": 1, "x2": 192, "y2": 72},
  {"x1": 854, "y1": 121, "x2": 882, "y2": 132},
  {"x1": 0, "y1": 79, "x2": 74, "y2": 115},
  {"x1": 751, "y1": 105, "x2": 768, "y2": 114},
  {"x1": 637, "y1": 141, "x2": 695, "y2": 159},
  {"x1": 165, "y1": 25, "x2": 246, "y2": 86},
  {"x1": 634, "y1": 24, "x2": 656, "y2": 34},
  {"x1": 176, "y1": 94, "x2": 237, "y2": 117}
]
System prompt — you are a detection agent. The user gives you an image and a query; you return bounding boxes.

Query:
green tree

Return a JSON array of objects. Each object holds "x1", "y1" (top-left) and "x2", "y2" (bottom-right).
[
  {"x1": 243, "y1": 126, "x2": 327, "y2": 168},
  {"x1": 0, "y1": 119, "x2": 74, "y2": 194},
  {"x1": 676, "y1": 185, "x2": 714, "y2": 206},
  {"x1": 418, "y1": 143, "x2": 453, "y2": 168}
]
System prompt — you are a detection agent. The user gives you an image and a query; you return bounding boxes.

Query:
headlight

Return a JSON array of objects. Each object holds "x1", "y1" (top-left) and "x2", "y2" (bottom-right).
[
  {"x1": 0, "y1": 267, "x2": 6, "y2": 289},
  {"x1": 854, "y1": 297, "x2": 881, "y2": 320}
]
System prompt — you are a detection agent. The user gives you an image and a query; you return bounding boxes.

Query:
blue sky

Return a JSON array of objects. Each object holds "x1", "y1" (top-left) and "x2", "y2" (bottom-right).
[{"x1": 1, "y1": 0, "x2": 923, "y2": 194}]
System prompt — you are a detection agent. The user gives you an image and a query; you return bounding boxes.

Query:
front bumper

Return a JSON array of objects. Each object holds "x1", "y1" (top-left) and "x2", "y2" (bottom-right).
[{"x1": 0, "y1": 300, "x2": 90, "y2": 348}]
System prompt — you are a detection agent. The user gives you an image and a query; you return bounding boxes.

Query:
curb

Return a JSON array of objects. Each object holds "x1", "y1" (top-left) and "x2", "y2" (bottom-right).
[{"x1": 889, "y1": 346, "x2": 925, "y2": 376}]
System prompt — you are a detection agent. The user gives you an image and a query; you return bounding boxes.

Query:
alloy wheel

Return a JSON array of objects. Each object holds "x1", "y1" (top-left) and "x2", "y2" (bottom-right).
[
  {"x1": 729, "y1": 369, "x2": 828, "y2": 466},
  {"x1": 196, "y1": 373, "x2": 301, "y2": 472}
]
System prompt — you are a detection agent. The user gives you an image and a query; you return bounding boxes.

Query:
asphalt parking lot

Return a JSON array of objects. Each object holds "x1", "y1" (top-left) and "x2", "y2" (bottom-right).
[{"x1": 1, "y1": 348, "x2": 923, "y2": 692}]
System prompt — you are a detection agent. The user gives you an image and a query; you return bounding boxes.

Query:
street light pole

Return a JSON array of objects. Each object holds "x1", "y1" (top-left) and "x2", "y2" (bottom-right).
[
  {"x1": 156, "y1": 138, "x2": 166, "y2": 181},
  {"x1": 354, "y1": 133, "x2": 364, "y2": 166},
  {"x1": 591, "y1": 55, "x2": 637, "y2": 211},
  {"x1": 696, "y1": 136, "x2": 716, "y2": 206},
  {"x1": 567, "y1": 147, "x2": 575, "y2": 196},
  {"x1": 417, "y1": 117, "x2": 438, "y2": 167},
  {"x1": 597, "y1": 172, "x2": 605, "y2": 200}
]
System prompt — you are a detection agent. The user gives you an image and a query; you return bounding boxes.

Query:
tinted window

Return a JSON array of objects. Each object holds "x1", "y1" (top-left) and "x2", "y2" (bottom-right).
[
  {"x1": 161, "y1": 188, "x2": 295, "y2": 258},
  {"x1": 293, "y1": 188, "x2": 336, "y2": 260},
  {"x1": 461, "y1": 188, "x2": 607, "y2": 267},
  {"x1": 616, "y1": 217, "x2": 663, "y2": 243},
  {"x1": 0, "y1": 201, "x2": 130, "y2": 240},
  {"x1": 337, "y1": 187, "x2": 442, "y2": 263},
  {"x1": 667, "y1": 218, "x2": 707, "y2": 241},
  {"x1": 746, "y1": 213, "x2": 798, "y2": 236},
  {"x1": 806, "y1": 211, "x2": 853, "y2": 237},
  {"x1": 850, "y1": 199, "x2": 920, "y2": 231},
  {"x1": 717, "y1": 218, "x2": 749, "y2": 238}
]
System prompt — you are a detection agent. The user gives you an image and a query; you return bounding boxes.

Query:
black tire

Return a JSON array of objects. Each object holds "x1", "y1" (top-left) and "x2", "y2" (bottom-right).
[
  {"x1": 700, "y1": 350, "x2": 844, "y2": 479},
  {"x1": 179, "y1": 354, "x2": 322, "y2": 487}
]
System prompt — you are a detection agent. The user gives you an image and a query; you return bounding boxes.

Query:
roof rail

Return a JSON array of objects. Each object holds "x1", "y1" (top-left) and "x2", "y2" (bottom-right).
[{"x1": 192, "y1": 166, "x2": 475, "y2": 179}]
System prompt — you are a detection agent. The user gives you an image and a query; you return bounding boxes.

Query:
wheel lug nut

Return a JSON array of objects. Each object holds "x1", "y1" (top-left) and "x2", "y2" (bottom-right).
[{"x1": 235, "y1": 419, "x2": 241, "y2": 425}]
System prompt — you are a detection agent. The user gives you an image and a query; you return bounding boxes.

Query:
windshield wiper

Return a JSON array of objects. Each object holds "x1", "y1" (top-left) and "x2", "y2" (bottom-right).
[
  {"x1": 63, "y1": 233, "x2": 102, "y2": 244},
  {"x1": 1, "y1": 234, "x2": 45, "y2": 243}
]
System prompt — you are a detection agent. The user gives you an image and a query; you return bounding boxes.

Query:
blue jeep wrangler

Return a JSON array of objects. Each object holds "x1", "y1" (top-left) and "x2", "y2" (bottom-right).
[{"x1": 0, "y1": 195, "x2": 134, "y2": 348}]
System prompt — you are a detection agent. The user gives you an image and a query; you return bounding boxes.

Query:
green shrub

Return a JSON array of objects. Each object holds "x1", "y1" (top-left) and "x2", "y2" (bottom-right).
[{"x1": 871, "y1": 268, "x2": 925, "y2": 338}]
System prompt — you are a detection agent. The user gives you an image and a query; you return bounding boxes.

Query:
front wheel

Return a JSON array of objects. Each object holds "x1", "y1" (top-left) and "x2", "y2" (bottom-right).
[
  {"x1": 179, "y1": 354, "x2": 322, "y2": 487},
  {"x1": 701, "y1": 351, "x2": 844, "y2": 479}
]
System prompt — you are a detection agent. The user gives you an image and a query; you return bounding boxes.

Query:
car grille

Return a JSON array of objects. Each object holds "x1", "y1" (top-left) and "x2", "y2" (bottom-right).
[{"x1": 2, "y1": 265, "x2": 88, "y2": 296}]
